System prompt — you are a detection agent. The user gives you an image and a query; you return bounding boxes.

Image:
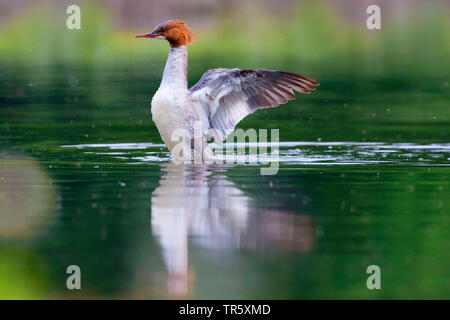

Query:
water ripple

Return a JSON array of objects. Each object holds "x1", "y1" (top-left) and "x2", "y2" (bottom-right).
[{"x1": 61, "y1": 142, "x2": 450, "y2": 166}]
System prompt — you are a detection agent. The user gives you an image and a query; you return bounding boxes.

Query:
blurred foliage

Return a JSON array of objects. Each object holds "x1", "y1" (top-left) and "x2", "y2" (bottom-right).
[
  {"x1": 0, "y1": 248, "x2": 51, "y2": 299},
  {"x1": 0, "y1": 1, "x2": 449, "y2": 77}
]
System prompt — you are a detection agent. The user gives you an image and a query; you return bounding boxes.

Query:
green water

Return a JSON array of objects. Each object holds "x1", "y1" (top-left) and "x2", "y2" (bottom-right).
[{"x1": 0, "y1": 64, "x2": 449, "y2": 299}]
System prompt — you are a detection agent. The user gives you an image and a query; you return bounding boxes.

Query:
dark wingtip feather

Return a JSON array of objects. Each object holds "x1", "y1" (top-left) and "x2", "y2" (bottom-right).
[
  {"x1": 277, "y1": 72, "x2": 319, "y2": 94},
  {"x1": 282, "y1": 71, "x2": 320, "y2": 87}
]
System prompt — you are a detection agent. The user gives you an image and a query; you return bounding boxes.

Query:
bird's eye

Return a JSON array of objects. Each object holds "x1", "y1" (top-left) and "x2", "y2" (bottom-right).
[{"x1": 160, "y1": 28, "x2": 166, "y2": 33}]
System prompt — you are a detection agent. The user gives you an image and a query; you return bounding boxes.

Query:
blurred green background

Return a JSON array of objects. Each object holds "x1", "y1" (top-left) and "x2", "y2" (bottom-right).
[{"x1": 0, "y1": 0, "x2": 449, "y2": 299}]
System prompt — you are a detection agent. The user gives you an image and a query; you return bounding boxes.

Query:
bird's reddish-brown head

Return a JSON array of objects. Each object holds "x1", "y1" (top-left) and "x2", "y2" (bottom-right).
[{"x1": 136, "y1": 20, "x2": 196, "y2": 48}]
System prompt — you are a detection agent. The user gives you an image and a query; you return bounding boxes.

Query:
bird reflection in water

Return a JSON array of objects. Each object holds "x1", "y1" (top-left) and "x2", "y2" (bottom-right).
[{"x1": 151, "y1": 163, "x2": 314, "y2": 297}]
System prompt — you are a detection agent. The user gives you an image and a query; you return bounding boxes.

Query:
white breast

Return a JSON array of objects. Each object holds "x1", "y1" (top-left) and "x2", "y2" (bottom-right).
[
  {"x1": 149, "y1": 45, "x2": 212, "y2": 162},
  {"x1": 151, "y1": 87, "x2": 190, "y2": 152}
]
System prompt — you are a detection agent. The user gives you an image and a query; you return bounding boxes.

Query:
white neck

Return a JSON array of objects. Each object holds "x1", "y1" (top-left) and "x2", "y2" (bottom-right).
[{"x1": 160, "y1": 45, "x2": 188, "y2": 90}]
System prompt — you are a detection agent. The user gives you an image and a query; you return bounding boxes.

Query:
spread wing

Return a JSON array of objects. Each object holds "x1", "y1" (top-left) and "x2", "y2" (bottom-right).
[{"x1": 189, "y1": 68, "x2": 319, "y2": 143}]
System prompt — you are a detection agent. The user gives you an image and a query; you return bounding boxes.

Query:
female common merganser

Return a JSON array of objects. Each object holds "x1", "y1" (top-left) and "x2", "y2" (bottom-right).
[{"x1": 136, "y1": 20, "x2": 319, "y2": 163}]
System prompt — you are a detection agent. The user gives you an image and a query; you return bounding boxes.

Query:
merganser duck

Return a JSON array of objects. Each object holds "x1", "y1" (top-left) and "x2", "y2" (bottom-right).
[{"x1": 136, "y1": 20, "x2": 319, "y2": 163}]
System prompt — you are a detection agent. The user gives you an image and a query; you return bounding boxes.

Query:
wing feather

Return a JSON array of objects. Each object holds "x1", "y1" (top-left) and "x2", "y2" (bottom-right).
[{"x1": 189, "y1": 68, "x2": 319, "y2": 143}]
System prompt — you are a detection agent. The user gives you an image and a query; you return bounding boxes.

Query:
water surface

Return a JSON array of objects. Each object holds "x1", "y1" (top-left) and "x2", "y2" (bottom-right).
[{"x1": 0, "y1": 65, "x2": 449, "y2": 299}]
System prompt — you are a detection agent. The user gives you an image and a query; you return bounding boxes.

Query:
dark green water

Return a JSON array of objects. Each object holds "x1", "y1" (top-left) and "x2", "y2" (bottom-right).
[{"x1": 0, "y1": 65, "x2": 449, "y2": 299}]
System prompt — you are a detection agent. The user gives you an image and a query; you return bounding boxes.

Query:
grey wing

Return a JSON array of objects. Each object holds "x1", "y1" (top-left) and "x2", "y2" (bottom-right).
[{"x1": 189, "y1": 68, "x2": 319, "y2": 143}]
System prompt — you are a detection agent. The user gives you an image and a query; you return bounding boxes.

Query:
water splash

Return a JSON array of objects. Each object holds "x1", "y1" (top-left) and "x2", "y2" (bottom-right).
[{"x1": 61, "y1": 142, "x2": 450, "y2": 166}]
